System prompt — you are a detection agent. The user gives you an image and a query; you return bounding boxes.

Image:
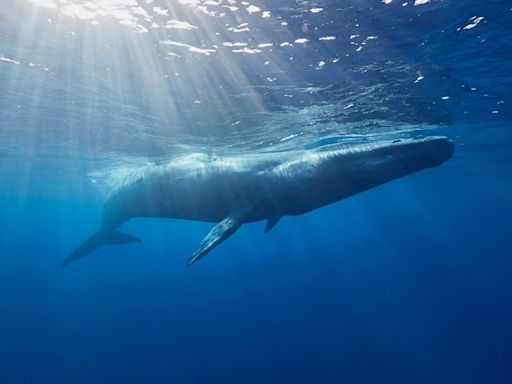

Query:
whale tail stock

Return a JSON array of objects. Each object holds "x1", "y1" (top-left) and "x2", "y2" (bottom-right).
[{"x1": 61, "y1": 230, "x2": 141, "y2": 268}]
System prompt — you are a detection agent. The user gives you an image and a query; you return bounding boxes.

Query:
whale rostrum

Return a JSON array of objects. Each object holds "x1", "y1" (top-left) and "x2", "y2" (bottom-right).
[{"x1": 62, "y1": 136, "x2": 454, "y2": 267}]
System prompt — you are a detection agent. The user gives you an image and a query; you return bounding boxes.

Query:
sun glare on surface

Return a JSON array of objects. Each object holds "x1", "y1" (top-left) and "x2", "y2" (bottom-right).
[{"x1": 1, "y1": 0, "x2": 452, "y2": 196}]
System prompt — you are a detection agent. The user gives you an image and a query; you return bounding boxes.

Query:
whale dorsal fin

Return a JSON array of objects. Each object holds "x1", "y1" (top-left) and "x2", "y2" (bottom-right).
[
  {"x1": 264, "y1": 217, "x2": 281, "y2": 233},
  {"x1": 187, "y1": 215, "x2": 243, "y2": 266}
]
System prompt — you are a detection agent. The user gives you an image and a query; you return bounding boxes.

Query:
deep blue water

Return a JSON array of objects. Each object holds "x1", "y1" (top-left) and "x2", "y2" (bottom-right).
[{"x1": 1, "y1": 1, "x2": 511, "y2": 383}]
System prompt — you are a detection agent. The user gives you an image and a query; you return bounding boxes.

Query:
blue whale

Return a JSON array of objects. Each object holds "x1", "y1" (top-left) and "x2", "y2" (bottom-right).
[{"x1": 62, "y1": 136, "x2": 454, "y2": 267}]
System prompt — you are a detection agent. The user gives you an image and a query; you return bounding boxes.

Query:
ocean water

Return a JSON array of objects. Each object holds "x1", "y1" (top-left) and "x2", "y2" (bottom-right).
[{"x1": 0, "y1": 1, "x2": 511, "y2": 383}]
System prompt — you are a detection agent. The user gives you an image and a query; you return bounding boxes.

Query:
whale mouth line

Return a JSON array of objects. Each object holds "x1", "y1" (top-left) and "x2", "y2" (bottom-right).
[{"x1": 321, "y1": 135, "x2": 454, "y2": 157}]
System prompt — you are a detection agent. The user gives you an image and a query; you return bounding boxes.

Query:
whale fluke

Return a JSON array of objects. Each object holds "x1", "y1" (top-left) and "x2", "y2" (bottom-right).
[
  {"x1": 186, "y1": 216, "x2": 242, "y2": 266},
  {"x1": 264, "y1": 217, "x2": 280, "y2": 233},
  {"x1": 61, "y1": 230, "x2": 141, "y2": 268}
]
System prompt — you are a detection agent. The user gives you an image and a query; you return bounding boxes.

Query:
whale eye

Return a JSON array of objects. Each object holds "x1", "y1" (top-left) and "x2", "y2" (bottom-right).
[
  {"x1": 135, "y1": 177, "x2": 143, "y2": 184},
  {"x1": 392, "y1": 139, "x2": 401, "y2": 144}
]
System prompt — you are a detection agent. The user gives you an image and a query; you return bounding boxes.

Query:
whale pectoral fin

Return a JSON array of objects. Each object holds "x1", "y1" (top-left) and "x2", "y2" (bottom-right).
[
  {"x1": 187, "y1": 216, "x2": 242, "y2": 266},
  {"x1": 264, "y1": 217, "x2": 281, "y2": 233}
]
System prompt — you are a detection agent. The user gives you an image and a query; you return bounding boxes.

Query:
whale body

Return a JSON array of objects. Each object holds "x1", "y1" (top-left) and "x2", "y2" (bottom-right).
[{"x1": 62, "y1": 136, "x2": 454, "y2": 267}]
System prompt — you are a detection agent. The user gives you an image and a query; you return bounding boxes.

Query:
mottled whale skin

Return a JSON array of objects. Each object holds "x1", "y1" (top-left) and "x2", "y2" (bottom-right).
[{"x1": 62, "y1": 136, "x2": 454, "y2": 267}]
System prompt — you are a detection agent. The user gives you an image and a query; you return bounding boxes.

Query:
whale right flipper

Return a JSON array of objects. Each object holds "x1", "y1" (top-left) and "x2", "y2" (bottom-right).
[
  {"x1": 264, "y1": 217, "x2": 281, "y2": 233},
  {"x1": 187, "y1": 215, "x2": 243, "y2": 266}
]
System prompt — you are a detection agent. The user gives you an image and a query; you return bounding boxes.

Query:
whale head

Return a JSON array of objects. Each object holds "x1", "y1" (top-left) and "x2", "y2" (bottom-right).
[
  {"x1": 313, "y1": 135, "x2": 454, "y2": 203},
  {"x1": 353, "y1": 135, "x2": 454, "y2": 185},
  {"x1": 376, "y1": 136, "x2": 454, "y2": 173}
]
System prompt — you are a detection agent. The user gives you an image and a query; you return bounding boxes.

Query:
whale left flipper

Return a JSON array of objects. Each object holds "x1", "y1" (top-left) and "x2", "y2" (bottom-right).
[{"x1": 186, "y1": 215, "x2": 243, "y2": 266}]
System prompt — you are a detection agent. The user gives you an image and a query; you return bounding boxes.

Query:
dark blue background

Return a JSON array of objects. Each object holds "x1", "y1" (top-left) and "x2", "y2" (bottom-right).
[{"x1": 1, "y1": 148, "x2": 511, "y2": 383}]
